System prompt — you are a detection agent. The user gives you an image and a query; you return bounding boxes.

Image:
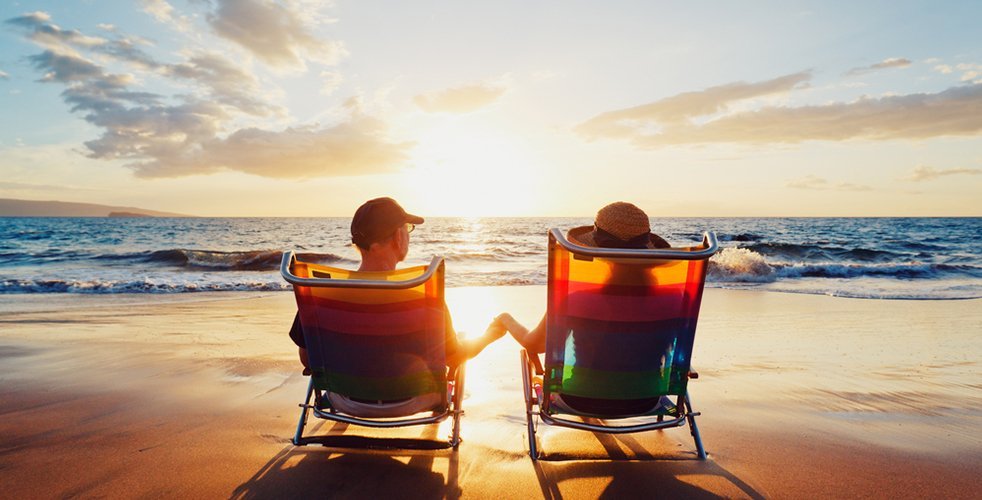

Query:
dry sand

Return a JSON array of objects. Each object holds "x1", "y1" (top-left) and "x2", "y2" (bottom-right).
[{"x1": 0, "y1": 287, "x2": 980, "y2": 499}]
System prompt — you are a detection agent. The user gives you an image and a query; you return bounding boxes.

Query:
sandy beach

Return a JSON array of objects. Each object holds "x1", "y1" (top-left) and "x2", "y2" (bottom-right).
[{"x1": 1, "y1": 287, "x2": 980, "y2": 498}]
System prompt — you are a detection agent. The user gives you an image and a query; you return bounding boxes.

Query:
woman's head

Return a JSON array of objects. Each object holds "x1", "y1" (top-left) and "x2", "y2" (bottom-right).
[{"x1": 567, "y1": 201, "x2": 668, "y2": 249}]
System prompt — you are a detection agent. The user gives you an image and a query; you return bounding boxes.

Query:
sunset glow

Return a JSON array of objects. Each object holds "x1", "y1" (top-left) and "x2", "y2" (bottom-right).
[{"x1": 0, "y1": 2, "x2": 979, "y2": 216}]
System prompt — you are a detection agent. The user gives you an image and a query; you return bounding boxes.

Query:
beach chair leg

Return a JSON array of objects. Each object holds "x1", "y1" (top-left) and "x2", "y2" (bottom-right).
[
  {"x1": 520, "y1": 350, "x2": 540, "y2": 460},
  {"x1": 450, "y1": 362, "x2": 465, "y2": 449},
  {"x1": 684, "y1": 392, "x2": 707, "y2": 459},
  {"x1": 293, "y1": 377, "x2": 315, "y2": 446}
]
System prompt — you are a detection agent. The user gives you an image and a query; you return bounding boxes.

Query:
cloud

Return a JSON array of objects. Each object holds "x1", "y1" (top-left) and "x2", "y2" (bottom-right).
[
  {"x1": 575, "y1": 71, "x2": 811, "y2": 138},
  {"x1": 8, "y1": 11, "x2": 407, "y2": 179},
  {"x1": 0, "y1": 70, "x2": 8, "y2": 80},
  {"x1": 7, "y1": 11, "x2": 159, "y2": 69},
  {"x1": 931, "y1": 61, "x2": 982, "y2": 83},
  {"x1": 140, "y1": 0, "x2": 192, "y2": 32},
  {"x1": 904, "y1": 165, "x2": 981, "y2": 181},
  {"x1": 206, "y1": 0, "x2": 346, "y2": 68},
  {"x1": 6, "y1": 11, "x2": 106, "y2": 50},
  {"x1": 576, "y1": 72, "x2": 982, "y2": 147},
  {"x1": 141, "y1": 0, "x2": 174, "y2": 23},
  {"x1": 319, "y1": 71, "x2": 343, "y2": 96},
  {"x1": 130, "y1": 115, "x2": 411, "y2": 178},
  {"x1": 28, "y1": 50, "x2": 104, "y2": 82},
  {"x1": 845, "y1": 57, "x2": 912, "y2": 76},
  {"x1": 166, "y1": 52, "x2": 283, "y2": 116},
  {"x1": 955, "y1": 63, "x2": 982, "y2": 83},
  {"x1": 787, "y1": 175, "x2": 872, "y2": 192},
  {"x1": 413, "y1": 83, "x2": 509, "y2": 113}
]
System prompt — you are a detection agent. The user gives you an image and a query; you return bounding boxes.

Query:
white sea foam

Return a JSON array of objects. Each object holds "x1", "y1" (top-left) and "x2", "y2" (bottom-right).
[{"x1": 708, "y1": 248, "x2": 776, "y2": 282}]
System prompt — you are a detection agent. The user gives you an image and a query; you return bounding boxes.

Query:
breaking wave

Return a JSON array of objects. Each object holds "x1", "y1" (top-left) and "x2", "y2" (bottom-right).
[
  {"x1": 707, "y1": 247, "x2": 980, "y2": 283},
  {"x1": 95, "y1": 249, "x2": 355, "y2": 270},
  {"x1": 0, "y1": 278, "x2": 292, "y2": 294}
]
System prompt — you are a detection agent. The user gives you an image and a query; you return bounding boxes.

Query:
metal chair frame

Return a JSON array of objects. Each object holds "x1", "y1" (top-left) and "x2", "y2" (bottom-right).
[
  {"x1": 281, "y1": 251, "x2": 465, "y2": 449},
  {"x1": 521, "y1": 229, "x2": 718, "y2": 460}
]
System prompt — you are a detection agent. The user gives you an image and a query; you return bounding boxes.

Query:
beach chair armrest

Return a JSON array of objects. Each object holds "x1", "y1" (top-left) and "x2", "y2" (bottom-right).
[{"x1": 530, "y1": 352, "x2": 544, "y2": 376}]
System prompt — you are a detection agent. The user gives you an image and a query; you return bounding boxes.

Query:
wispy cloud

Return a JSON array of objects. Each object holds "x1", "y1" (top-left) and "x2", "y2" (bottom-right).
[
  {"x1": 6, "y1": 11, "x2": 408, "y2": 179},
  {"x1": 575, "y1": 71, "x2": 811, "y2": 138},
  {"x1": 414, "y1": 82, "x2": 508, "y2": 113},
  {"x1": 140, "y1": 0, "x2": 191, "y2": 32},
  {"x1": 319, "y1": 70, "x2": 343, "y2": 96},
  {"x1": 206, "y1": 0, "x2": 346, "y2": 69},
  {"x1": 0, "y1": 70, "x2": 9, "y2": 80},
  {"x1": 955, "y1": 63, "x2": 982, "y2": 83},
  {"x1": 576, "y1": 71, "x2": 982, "y2": 147},
  {"x1": 931, "y1": 61, "x2": 982, "y2": 83},
  {"x1": 787, "y1": 175, "x2": 872, "y2": 192},
  {"x1": 8, "y1": 11, "x2": 159, "y2": 69},
  {"x1": 845, "y1": 57, "x2": 912, "y2": 76},
  {"x1": 904, "y1": 165, "x2": 982, "y2": 181}
]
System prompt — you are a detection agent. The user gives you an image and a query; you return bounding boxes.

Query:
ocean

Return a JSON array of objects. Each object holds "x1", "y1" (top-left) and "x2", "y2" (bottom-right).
[{"x1": 0, "y1": 217, "x2": 978, "y2": 299}]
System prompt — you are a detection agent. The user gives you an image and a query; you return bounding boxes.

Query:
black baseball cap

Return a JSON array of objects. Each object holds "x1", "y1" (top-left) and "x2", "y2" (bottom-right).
[{"x1": 351, "y1": 197, "x2": 424, "y2": 249}]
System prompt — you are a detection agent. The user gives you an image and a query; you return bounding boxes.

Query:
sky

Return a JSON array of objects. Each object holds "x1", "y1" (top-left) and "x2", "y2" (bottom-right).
[{"x1": 0, "y1": 0, "x2": 980, "y2": 217}]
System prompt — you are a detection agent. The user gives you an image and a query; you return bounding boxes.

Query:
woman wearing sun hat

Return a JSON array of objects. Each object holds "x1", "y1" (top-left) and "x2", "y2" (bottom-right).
[
  {"x1": 493, "y1": 201, "x2": 673, "y2": 416},
  {"x1": 494, "y1": 201, "x2": 669, "y2": 354}
]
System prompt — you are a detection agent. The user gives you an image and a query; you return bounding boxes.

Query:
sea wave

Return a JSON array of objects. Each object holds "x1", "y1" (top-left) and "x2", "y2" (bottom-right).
[
  {"x1": 95, "y1": 249, "x2": 356, "y2": 270},
  {"x1": 1, "y1": 217, "x2": 979, "y2": 299},
  {"x1": 740, "y1": 242, "x2": 906, "y2": 262},
  {"x1": 706, "y1": 247, "x2": 981, "y2": 282},
  {"x1": 0, "y1": 278, "x2": 291, "y2": 294}
]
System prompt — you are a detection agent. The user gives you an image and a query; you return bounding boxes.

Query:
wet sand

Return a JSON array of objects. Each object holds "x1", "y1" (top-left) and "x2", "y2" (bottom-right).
[{"x1": 0, "y1": 287, "x2": 980, "y2": 498}]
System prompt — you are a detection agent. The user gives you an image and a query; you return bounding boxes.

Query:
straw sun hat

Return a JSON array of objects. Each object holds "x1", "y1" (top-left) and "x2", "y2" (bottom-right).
[{"x1": 567, "y1": 202, "x2": 670, "y2": 249}]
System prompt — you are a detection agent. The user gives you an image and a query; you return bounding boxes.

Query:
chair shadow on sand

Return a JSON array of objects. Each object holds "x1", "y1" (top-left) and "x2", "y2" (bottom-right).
[
  {"x1": 531, "y1": 422, "x2": 765, "y2": 499},
  {"x1": 230, "y1": 421, "x2": 461, "y2": 499}
]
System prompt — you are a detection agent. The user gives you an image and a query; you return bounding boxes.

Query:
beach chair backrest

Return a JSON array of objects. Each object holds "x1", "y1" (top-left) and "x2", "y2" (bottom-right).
[
  {"x1": 544, "y1": 229, "x2": 717, "y2": 403},
  {"x1": 284, "y1": 253, "x2": 448, "y2": 403}
]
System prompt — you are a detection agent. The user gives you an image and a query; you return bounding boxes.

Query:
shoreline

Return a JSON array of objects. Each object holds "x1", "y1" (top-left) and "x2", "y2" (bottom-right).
[
  {"x1": 1, "y1": 287, "x2": 980, "y2": 497},
  {"x1": 0, "y1": 280, "x2": 979, "y2": 305}
]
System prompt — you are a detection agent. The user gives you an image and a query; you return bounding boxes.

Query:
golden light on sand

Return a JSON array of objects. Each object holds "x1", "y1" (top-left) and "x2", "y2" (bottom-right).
[{"x1": 401, "y1": 121, "x2": 543, "y2": 217}]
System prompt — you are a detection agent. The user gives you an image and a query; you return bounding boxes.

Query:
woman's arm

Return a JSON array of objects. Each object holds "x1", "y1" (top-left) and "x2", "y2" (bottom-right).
[{"x1": 497, "y1": 313, "x2": 546, "y2": 354}]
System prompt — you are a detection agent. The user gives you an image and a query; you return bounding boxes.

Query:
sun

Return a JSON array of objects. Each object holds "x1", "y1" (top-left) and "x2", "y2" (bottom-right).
[{"x1": 399, "y1": 119, "x2": 544, "y2": 217}]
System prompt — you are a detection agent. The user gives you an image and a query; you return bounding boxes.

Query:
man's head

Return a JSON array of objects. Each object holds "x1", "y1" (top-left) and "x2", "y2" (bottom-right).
[{"x1": 351, "y1": 197, "x2": 424, "y2": 261}]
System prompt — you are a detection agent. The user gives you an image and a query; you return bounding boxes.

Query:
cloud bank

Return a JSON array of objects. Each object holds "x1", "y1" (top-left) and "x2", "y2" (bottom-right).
[
  {"x1": 576, "y1": 71, "x2": 982, "y2": 148},
  {"x1": 414, "y1": 83, "x2": 508, "y2": 113},
  {"x1": 6, "y1": 11, "x2": 407, "y2": 179}
]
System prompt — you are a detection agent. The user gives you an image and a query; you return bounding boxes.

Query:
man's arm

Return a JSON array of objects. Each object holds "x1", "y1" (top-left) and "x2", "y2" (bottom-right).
[{"x1": 444, "y1": 308, "x2": 505, "y2": 367}]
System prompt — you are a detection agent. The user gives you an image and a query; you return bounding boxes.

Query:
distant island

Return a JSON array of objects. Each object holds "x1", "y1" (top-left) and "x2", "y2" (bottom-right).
[{"x1": 0, "y1": 198, "x2": 192, "y2": 217}]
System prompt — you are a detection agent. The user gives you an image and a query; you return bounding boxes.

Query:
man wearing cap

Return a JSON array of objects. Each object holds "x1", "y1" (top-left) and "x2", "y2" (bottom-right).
[{"x1": 288, "y1": 197, "x2": 505, "y2": 372}]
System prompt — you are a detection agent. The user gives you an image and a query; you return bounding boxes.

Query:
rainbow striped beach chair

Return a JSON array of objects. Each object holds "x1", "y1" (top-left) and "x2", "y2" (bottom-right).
[
  {"x1": 281, "y1": 252, "x2": 464, "y2": 449},
  {"x1": 521, "y1": 229, "x2": 718, "y2": 460}
]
